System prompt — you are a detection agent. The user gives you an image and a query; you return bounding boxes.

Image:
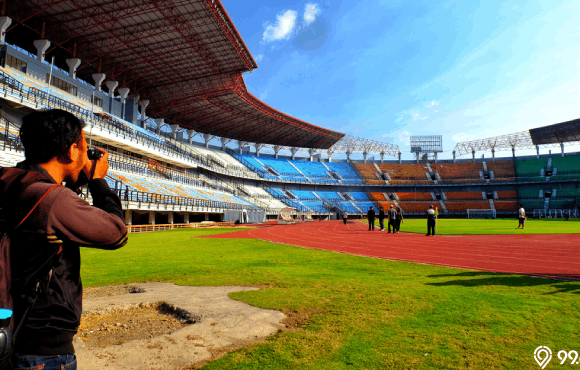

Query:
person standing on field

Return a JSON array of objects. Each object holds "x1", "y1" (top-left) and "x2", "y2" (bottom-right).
[
  {"x1": 395, "y1": 207, "x2": 404, "y2": 233},
  {"x1": 367, "y1": 206, "x2": 376, "y2": 231},
  {"x1": 426, "y1": 205, "x2": 436, "y2": 236},
  {"x1": 387, "y1": 205, "x2": 397, "y2": 233},
  {"x1": 343, "y1": 210, "x2": 348, "y2": 225},
  {"x1": 516, "y1": 204, "x2": 526, "y2": 229},
  {"x1": 378, "y1": 207, "x2": 385, "y2": 231}
]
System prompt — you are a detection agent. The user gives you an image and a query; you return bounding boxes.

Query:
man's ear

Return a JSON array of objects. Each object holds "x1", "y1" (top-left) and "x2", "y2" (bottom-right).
[{"x1": 64, "y1": 141, "x2": 80, "y2": 163}]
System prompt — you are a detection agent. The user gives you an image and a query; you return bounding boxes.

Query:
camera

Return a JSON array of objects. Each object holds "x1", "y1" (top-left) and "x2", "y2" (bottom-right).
[{"x1": 87, "y1": 147, "x2": 103, "y2": 160}]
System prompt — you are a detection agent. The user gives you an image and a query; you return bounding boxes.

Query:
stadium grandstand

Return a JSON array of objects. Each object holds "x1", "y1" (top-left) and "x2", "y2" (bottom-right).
[{"x1": 1, "y1": 0, "x2": 579, "y2": 225}]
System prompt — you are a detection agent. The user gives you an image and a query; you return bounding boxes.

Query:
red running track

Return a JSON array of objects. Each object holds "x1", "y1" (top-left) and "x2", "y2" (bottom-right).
[{"x1": 206, "y1": 220, "x2": 580, "y2": 281}]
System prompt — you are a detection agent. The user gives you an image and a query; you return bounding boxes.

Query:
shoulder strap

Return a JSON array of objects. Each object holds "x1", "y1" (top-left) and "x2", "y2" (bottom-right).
[{"x1": 13, "y1": 184, "x2": 64, "y2": 231}]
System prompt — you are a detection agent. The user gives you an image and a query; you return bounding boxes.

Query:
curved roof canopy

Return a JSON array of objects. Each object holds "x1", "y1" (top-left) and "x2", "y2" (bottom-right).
[{"x1": 6, "y1": 0, "x2": 345, "y2": 148}]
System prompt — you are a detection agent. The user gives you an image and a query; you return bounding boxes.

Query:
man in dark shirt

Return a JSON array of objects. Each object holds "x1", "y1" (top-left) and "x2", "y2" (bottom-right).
[
  {"x1": 378, "y1": 207, "x2": 385, "y2": 231},
  {"x1": 367, "y1": 206, "x2": 375, "y2": 231},
  {"x1": 0, "y1": 109, "x2": 127, "y2": 370},
  {"x1": 387, "y1": 205, "x2": 397, "y2": 233},
  {"x1": 426, "y1": 204, "x2": 436, "y2": 236}
]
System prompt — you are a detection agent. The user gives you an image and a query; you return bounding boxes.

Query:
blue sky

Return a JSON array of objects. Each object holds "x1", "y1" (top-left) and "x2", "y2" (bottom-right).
[{"x1": 220, "y1": 0, "x2": 580, "y2": 160}]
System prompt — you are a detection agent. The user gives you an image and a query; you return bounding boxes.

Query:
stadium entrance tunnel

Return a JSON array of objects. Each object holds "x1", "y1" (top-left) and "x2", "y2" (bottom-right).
[{"x1": 74, "y1": 282, "x2": 286, "y2": 370}]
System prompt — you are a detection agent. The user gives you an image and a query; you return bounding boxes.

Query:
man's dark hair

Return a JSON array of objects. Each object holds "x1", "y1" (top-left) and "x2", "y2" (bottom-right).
[
  {"x1": 20, "y1": 109, "x2": 86, "y2": 164},
  {"x1": 429, "y1": 205, "x2": 433, "y2": 209}
]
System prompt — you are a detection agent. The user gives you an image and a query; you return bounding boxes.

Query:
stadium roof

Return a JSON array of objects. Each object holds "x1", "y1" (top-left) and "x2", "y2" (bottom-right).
[
  {"x1": 529, "y1": 118, "x2": 580, "y2": 146},
  {"x1": 5, "y1": 0, "x2": 345, "y2": 148}
]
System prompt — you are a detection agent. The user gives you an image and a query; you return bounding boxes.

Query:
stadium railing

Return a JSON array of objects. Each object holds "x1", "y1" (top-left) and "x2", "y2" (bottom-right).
[{"x1": 127, "y1": 222, "x2": 236, "y2": 233}]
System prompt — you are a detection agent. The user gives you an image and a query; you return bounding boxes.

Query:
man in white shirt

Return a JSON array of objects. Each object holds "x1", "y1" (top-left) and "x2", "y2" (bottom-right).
[
  {"x1": 516, "y1": 204, "x2": 526, "y2": 229},
  {"x1": 426, "y1": 205, "x2": 436, "y2": 236}
]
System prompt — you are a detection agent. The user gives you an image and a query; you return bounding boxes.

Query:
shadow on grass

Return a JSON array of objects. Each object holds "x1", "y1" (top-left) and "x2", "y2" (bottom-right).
[{"x1": 426, "y1": 271, "x2": 580, "y2": 294}]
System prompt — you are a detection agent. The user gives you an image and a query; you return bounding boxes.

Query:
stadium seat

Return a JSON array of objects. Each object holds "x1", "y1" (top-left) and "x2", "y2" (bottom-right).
[{"x1": 444, "y1": 192, "x2": 485, "y2": 200}]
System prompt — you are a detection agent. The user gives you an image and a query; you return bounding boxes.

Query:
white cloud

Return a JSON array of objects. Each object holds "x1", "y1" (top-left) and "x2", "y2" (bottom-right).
[
  {"x1": 255, "y1": 54, "x2": 264, "y2": 62},
  {"x1": 398, "y1": 130, "x2": 411, "y2": 144},
  {"x1": 262, "y1": 10, "x2": 297, "y2": 42},
  {"x1": 451, "y1": 133, "x2": 477, "y2": 142},
  {"x1": 424, "y1": 100, "x2": 439, "y2": 108},
  {"x1": 304, "y1": 4, "x2": 321, "y2": 26}
]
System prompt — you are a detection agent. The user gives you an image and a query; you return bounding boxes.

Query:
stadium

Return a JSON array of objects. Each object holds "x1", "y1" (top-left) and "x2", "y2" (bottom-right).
[{"x1": 1, "y1": 0, "x2": 579, "y2": 369}]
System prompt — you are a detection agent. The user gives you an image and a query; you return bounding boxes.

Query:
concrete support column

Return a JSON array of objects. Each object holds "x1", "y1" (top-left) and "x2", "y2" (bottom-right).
[
  {"x1": 398, "y1": 152, "x2": 402, "y2": 164},
  {"x1": 380, "y1": 152, "x2": 385, "y2": 164},
  {"x1": 184, "y1": 213, "x2": 190, "y2": 224},
  {"x1": 204, "y1": 133, "x2": 212, "y2": 148},
  {"x1": 512, "y1": 147, "x2": 516, "y2": 158},
  {"x1": 327, "y1": 149, "x2": 334, "y2": 162},
  {"x1": 168, "y1": 212, "x2": 174, "y2": 224},
  {"x1": 472, "y1": 150, "x2": 476, "y2": 161},
  {"x1": 139, "y1": 100, "x2": 149, "y2": 128},
  {"x1": 255, "y1": 143, "x2": 265, "y2": 157},
  {"x1": 274, "y1": 145, "x2": 283, "y2": 159},
  {"x1": 291, "y1": 147, "x2": 298, "y2": 160},
  {"x1": 205, "y1": 213, "x2": 210, "y2": 221},
  {"x1": 416, "y1": 153, "x2": 419, "y2": 164},
  {"x1": 362, "y1": 151, "x2": 368, "y2": 163},
  {"x1": 170, "y1": 124, "x2": 179, "y2": 139},
  {"x1": 124, "y1": 210, "x2": 132, "y2": 225},
  {"x1": 346, "y1": 150, "x2": 351, "y2": 162},
  {"x1": 452, "y1": 151, "x2": 456, "y2": 163},
  {"x1": 118, "y1": 87, "x2": 130, "y2": 120},
  {"x1": 188, "y1": 129, "x2": 196, "y2": 144},
  {"x1": 560, "y1": 142, "x2": 565, "y2": 157},
  {"x1": 492, "y1": 148, "x2": 496, "y2": 161},
  {"x1": 434, "y1": 152, "x2": 438, "y2": 163},
  {"x1": 309, "y1": 148, "x2": 316, "y2": 161},
  {"x1": 0, "y1": 17, "x2": 12, "y2": 44},
  {"x1": 536, "y1": 145, "x2": 540, "y2": 159},
  {"x1": 238, "y1": 141, "x2": 247, "y2": 154},
  {"x1": 66, "y1": 58, "x2": 81, "y2": 79},
  {"x1": 105, "y1": 81, "x2": 118, "y2": 114},
  {"x1": 148, "y1": 211, "x2": 155, "y2": 225},
  {"x1": 33, "y1": 39, "x2": 50, "y2": 63},
  {"x1": 153, "y1": 118, "x2": 164, "y2": 134},
  {"x1": 92, "y1": 73, "x2": 106, "y2": 92},
  {"x1": 221, "y1": 137, "x2": 230, "y2": 151}
]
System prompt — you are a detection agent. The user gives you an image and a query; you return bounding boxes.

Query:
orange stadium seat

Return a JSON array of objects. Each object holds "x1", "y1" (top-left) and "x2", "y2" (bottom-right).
[
  {"x1": 369, "y1": 192, "x2": 387, "y2": 201},
  {"x1": 444, "y1": 201, "x2": 490, "y2": 212},
  {"x1": 433, "y1": 162, "x2": 483, "y2": 180},
  {"x1": 396, "y1": 192, "x2": 433, "y2": 201},
  {"x1": 378, "y1": 164, "x2": 430, "y2": 180},
  {"x1": 496, "y1": 190, "x2": 517, "y2": 199},
  {"x1": 444, "y1": 192, "x2": 484, "y2": 200},
  {"x1": 396, "y1": 202, "x2": 437, "y2": 213},
  {"x1": 494, "y1": 201, "x2": 518, "y2": 212},
  {"x1": 486, "y1": 161, "x2": 516, "y2": 178},
  {"x1": 352, "y1": 164, "x2": 383, "y2": 184}
]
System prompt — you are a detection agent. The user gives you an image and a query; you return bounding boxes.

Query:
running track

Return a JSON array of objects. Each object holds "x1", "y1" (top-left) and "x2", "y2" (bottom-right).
[{"x1": 206, "y1": 220, "x2": 580, "y2": 281}]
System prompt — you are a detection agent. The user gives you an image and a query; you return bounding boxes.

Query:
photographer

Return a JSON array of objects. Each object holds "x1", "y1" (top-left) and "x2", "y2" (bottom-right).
[{"x1": 0, "y1": 109, "x2": 127, "y2": 369}]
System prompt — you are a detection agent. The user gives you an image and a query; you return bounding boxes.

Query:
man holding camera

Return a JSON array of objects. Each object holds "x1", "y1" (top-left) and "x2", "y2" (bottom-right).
[{"x1": 0, "y1": 109, "x2": 127, "y2": 369}]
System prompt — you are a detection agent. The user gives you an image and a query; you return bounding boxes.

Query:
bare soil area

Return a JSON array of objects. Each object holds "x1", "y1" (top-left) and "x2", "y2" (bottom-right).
[{"x1": 74, "y1": 282, "x2": 285, "y2": 370}]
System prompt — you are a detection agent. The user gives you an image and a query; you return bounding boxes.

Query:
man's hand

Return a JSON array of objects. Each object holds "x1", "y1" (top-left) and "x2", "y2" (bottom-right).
[{"x1": 83, "y1": 148, "x2": 109, "y2": 180}]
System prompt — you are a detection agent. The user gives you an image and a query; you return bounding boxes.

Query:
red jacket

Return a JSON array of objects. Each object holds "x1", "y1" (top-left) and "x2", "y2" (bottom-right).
[{"x1": 0, "y1": 161, "x2": 127, "y2": 355}]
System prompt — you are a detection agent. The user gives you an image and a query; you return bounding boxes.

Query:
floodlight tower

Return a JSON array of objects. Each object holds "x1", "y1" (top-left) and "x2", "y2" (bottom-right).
[{"x1": 410, "y1": 135, "x2": 443, "y2": 163}]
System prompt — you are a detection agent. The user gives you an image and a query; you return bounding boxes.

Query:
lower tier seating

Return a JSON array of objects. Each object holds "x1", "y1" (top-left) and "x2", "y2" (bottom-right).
[
  {"x1": 444, "y1": 192, "x2": 484, "y2": 200},
  {"x1": 444, "y1": 201, "x2": 490, "y2": 212}
]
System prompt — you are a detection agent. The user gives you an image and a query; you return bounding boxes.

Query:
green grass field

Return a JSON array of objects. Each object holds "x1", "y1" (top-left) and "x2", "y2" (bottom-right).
[
  {"x1": 368, "y1": 218, "x2": 580, "y2": 235},
  {"x1": 81, "y1": 224, "x2": 580, "y2": 369}
]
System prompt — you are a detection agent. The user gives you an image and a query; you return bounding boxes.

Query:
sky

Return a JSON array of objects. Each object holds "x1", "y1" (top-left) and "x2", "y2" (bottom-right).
[{"x1": 218, "y1": 0, "x2": 580, "y2": 160}]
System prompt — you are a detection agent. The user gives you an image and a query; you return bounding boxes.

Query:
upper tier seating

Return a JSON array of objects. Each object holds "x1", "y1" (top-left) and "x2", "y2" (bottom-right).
[
  {"x1": 515, "y1": 158, "x2": 549, "y2": 177},
  {"x1": 348, "y1": 192, "x2": 371, "y2": 201},
  {"x1": 396, "y1": 192, "x2": 433, "y2": 201},
  {"x1": 292, "y1": 160, "x2": 330, "y2": 179},
  {"x1": 444, "y1": 192, "x2": 484, "y2": 200},
  {"x1": 291, "y1": 190, "x2": 318, "y2": 200},
  {"x1": 518, "y1": 187, "x2": 541, "y2": 198},
  {"x1": 352, "y1": 164, "x2": 383, "y2": 185},
  {"x1": 551, "y1": 156, "x2": 580, "y2": 174},
  {"x1": 486, "y1": 161, "x2": 515, "y2": 178},
  {"x1": 378, "y1": 163, "x2": 430, "y2": 180},
  {"x1": 433, "y1": 162, "x2": 483, "y2": 181},
  {"x1": 554, "y1": 188, "x2": 580, "y2": 197},
  {"x1": 325, "y1": 162, "x2": 364, "y2": 184},
  {"x1": 316, "y1": 191, "x2": 342, "y2": 201},
  {"x1": 444, "y1": 201, "x2": 490, "y2": 212}
]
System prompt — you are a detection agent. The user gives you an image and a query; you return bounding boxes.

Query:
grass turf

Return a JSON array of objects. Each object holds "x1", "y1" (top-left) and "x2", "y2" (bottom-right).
[
  {"x1": 81, "y1": 227, "x2": 580, "y2": 369},
  {"x1": 367, "y1": 218, "x2": 580, "y2": 235}
]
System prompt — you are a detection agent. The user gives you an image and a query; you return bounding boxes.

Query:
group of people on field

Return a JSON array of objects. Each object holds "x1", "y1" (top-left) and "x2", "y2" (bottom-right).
[{"x1": 365, "y1": 205, "x2": 404, "y2": 233}]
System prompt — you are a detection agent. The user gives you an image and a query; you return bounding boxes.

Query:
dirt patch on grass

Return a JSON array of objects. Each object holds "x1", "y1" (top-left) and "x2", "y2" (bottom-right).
[
  {"x1": 281, "y1": 307, "x2": 321, "y2": 330},
  {"x1": 84, "y1": 284, "x2": 146, "y2": 298},
  {"x1": 75, "y1": 282, "x2": 285, "y2": 370},
  {"x1": 77, "y1": 302, "x2": 200, "y2": 348}
]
